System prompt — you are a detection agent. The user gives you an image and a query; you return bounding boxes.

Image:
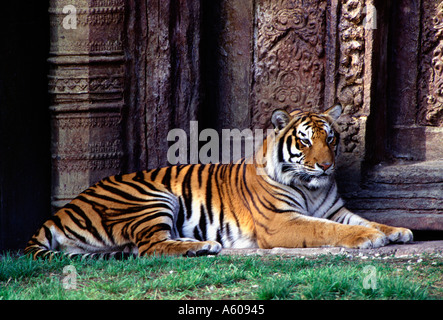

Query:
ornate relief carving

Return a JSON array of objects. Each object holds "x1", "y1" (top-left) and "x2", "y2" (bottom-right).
[
  {"x1": 252, "y1": 0, "x2": 367, "y2": 162},
  {"x1": 53, "y1": 159, "x2": 123, "y2": 173},
  {"x1": 50, "y1": 40, "x2": 123, "y2": 54},
  {"x1": 48, "y1": 75, "x2": 123, "y2": 94},
  {"x1": 54, "y1": 140, "x2": 123, "y2": 159},
  {"x1": 336, "y1": 0, "x2": 365, "y2": 116},
  {"x1": 252, "y1": 0, "x2": 326, "y2": 129},
  {"x1": 335, "y1": 0, "x2": 366, "y2": 159},
  {"x1": 49, "y1": 6, "x2": 124, "y2": 26},
  {"x1": 49, "y1": 0, "x2": 126, "y2": 209},
  {"x1": 50, "y1": 113, "x2": 124, "y2": 169},
  {"x1": 54, "y1": 114, "x2": 122, "y2": 129},
  {"x1": 49, "y1": 0, "x2": 125, "y2": 55},
  {"x1": 419, "y1": 1, "x2": 443, "y2": 126},
  {"x1": 336, "y1": 117, "x2": 361, "y2": 153}
]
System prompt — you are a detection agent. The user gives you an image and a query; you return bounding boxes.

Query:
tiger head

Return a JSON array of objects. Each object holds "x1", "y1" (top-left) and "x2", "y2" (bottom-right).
[{"x1": 266, "y1": 105, "x2": 342, "y2": 190}]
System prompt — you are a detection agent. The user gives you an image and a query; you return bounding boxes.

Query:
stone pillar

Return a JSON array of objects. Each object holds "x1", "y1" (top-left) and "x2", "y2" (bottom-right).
[
  {"x1": 334, "y1": 0, "x2": 370, "y2": 189},
  {"x1": 48, "y1": 0, "x2": 126, "y2": 210}
]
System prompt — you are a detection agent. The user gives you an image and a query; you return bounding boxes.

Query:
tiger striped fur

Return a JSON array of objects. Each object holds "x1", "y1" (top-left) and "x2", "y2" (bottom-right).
[{"x1": 25, "y1": 105, "x2": 413, "y2": 259}]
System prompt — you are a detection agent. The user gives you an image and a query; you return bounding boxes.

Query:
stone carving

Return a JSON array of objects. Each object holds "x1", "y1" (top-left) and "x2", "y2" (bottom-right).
[
  {"x1": 335, "y1": 0, "x2": 366, "y2": 159},
  {"x1": 252, "y1": 0, "x2": 326, "y2": 129},
  {"x1": 336, "y1": 0, "x2": 365, "y2": 115},
  {"x1": 419, "y1": 1, "x2": 443, "y2": 126},
  {"x1": 49, "y1": 0, "x2": 125, "y2": 55},
  {"x1": 53, "y1": 140, "x2": 123, "y2": 160},
  {"x1": 50, "y1": 40, "x2": 123, "y2": 54},
  {"x1": 48, "y1": 75, "x2": 123, "y2": 94},
  {"x1": 54, "y1": 114, "x2": 122, "y2": 129},
  {"x1": 251, "y1": 0, "x2": 367, "y2": 172},
  {"x1": 49, "y1": 0, "x2": 126, "y2": 209},
  {"x1": 49, "y1": 6, "x2": 124, "y2": 26}
]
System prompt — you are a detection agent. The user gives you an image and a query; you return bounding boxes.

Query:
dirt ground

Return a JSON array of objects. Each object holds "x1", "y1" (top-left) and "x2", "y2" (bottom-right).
[{"x1": 220, "y1": 241, "x2": 443, "y2": 258}]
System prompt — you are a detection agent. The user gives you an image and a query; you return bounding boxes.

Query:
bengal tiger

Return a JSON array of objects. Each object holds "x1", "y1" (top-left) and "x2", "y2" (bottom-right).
[{"x1": 25, "y1": 105, "x2": 413, "y2": 259}]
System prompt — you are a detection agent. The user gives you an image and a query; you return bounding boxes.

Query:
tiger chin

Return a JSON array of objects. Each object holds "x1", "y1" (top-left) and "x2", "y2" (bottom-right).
[{"x1": 25, "y1": 105, "x2": 413, "y2": 259}]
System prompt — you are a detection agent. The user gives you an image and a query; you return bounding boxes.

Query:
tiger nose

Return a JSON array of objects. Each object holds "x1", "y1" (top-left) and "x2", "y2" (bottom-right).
[{"x1": 317, "y1": 162, "x2": 332, "y2": 171}]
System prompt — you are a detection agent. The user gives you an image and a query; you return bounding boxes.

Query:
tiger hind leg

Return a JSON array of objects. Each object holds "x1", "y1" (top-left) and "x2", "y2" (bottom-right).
[
  {"x1": 112, "y1": 192, "x2": 223, "y2": 256},
  {"x1": 134, "y1": 222, "x2": 222, "y2": 257},
  {"x1": 24, "y1": 209, "x2": 140, "y2": 260},
  {"x1": 24, "y1": 232, "x2": 137, "y2": 260},
  {"x1": 140, "y1": 238, "x2": 222, "y2": 257}
]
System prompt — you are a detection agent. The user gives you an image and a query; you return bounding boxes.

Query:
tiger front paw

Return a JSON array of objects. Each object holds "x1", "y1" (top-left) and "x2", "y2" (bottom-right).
[
  {"x1": 384, "y1": 227, "x2": 413, "y2": 243},
  {"x1": 184, "y1": 241, "x2": 222, "y2": 257},
  {"x1": 341, "y1": 227, "x2": 388, "y2": 249},
  {"x1": 369, "y1": 223, "x2": 414, "y2": 244}
]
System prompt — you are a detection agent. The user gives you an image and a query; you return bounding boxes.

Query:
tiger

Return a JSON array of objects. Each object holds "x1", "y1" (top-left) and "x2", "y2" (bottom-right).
[{"x1": 25, "y1": 105, "x2": 413, "y2": 259}]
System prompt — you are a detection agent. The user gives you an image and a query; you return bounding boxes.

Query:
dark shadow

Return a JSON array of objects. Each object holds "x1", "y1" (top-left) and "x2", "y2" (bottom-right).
[
  {"x1": 199, "y1": 0, "x2": 222, "y2": 131},
  {"x1": 0, "y1": 2, "x2": 51, "y2": 251},
  {"x1": 366, "y1": 0, "x2": 427, "y2": 164},
  {"x1": 413, "y1": 230, "x2": 443, "y2": 241}
]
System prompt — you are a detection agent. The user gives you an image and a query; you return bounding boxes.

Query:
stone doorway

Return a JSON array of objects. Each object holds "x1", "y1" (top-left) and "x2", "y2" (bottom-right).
[
  {"x1": 345, "y1": 0, "x2": 443, "y2": 231},
  {"x1": 388, "y1": 0, "x2": 443, "y2": 162}
]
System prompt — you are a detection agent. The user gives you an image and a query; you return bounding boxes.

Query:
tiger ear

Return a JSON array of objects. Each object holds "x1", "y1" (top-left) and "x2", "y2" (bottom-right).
[
  {"x1": 323, "y1": 104, "x2": 342, "y2": 122},
  {"x1": 271, "y1": 109, "x2": 291, "y2": 131}
]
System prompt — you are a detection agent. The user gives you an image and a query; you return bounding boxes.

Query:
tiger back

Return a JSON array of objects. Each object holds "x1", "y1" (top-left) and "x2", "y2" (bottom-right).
[{"x1": 25, "y1": 105, "x2": 413, "y2": 259}]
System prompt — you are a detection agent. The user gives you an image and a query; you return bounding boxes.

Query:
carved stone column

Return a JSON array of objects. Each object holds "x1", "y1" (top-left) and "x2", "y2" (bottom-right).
[
  {"x1": 334, "y1": 0, "x2": 369, "y2": 188},
  {"x1": 419, "y1": 1, "x2": 443, "y2": 127},
  {"x1": 49, "y1": 0, "x2": 126, "y2": 209}
]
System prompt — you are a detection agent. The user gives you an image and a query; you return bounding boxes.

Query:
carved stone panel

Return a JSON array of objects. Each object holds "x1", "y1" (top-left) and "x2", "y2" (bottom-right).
[
  {"x1": 252, "y1": 0, "x2": 327, "y2": 129},
  {"x1": 251, "y1": 0, "x2": 371, "y2": 187},
  {"x1": 336, "y1": 0, "x2": 365, "y2": 116},
  {"x1": 419, "y1": 1, "x2": 443, "y2": 127},
  {"x1": 334, "y1": 0, "x2": 370, "y2": 188}
]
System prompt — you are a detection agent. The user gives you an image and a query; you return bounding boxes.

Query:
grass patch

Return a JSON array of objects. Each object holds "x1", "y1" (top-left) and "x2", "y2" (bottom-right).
[{"x1": 1, "y1": 252, "x2": 442, "y2": 300}]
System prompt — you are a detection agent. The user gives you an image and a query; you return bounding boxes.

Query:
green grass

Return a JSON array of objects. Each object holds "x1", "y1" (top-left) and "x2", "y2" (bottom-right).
[{"x1": 1, "y1": 252, "x2": 442, "y2": 300}]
